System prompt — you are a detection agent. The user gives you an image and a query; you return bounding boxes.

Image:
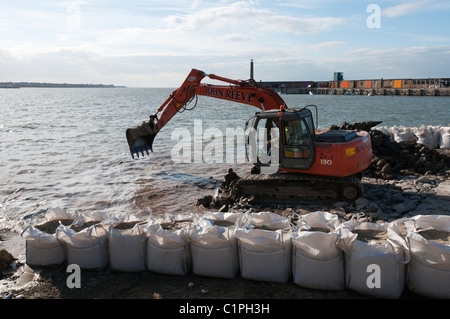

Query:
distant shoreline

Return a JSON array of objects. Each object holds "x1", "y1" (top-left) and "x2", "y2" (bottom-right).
[{"x1": 0, "y1": 82, "x2": 126, "y2": 89}]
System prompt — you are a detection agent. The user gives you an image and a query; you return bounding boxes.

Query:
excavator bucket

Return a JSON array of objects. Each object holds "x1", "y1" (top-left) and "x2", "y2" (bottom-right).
[{"x1": 126, "y1": 121, "x2": 158, "y2": 159}]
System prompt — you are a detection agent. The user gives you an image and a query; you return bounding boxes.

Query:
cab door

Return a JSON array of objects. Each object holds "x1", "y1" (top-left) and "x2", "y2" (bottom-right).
[
  {"x1": 247, "y1": 111, "x2": 280, "y2": 173},
  {"x1": 280, "y1": 116, "x2": 315, "y2": 170}
]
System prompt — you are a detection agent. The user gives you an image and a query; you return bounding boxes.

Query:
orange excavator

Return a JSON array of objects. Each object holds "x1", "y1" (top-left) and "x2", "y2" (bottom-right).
[{"x1": 126, "y1": 69, "x2": 372, "y2": 201}]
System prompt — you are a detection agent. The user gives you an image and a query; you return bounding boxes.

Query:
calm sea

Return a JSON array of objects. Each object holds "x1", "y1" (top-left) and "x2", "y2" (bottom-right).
[{"x1": 1, "y1": 87, "x2": 449, "y2": 232}]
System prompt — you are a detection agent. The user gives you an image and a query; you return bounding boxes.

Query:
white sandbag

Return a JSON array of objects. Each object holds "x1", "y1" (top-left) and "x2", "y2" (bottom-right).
[
  {"x1": 404, "y1": 215, "x2": 450, "y2": 298},
  {"x1": 337, "y1": 219, "x2": 409, "y2": 298},
  {"x1": 159, "y1": 212, "x2": 196, "y2": 226},
  {"x1": 147, "y1": 223, "x2": 191, "y2": 275},
  {"x1": 375, "y1": 126, "x2": 394, "y2": 141},
  {"x1": 188, "y1": 219, "x2": 239, "y2": 279},
  {"x1": 242, "y1": 211, "x2": 291, "y2": 230},
  {"x1": 57, "y1": 224, "x2": 109, "y2": 270},
  {"x1": 37, "y1": 207, "x2": 72, "y2": 221},
  {"x1": 20, "y1": 207, "x2": 75, "y2": 266},
  {"x1": 414, "y1": 125, "x2": 440, "y2": 149},
  {"x1": 21, "y1": 226, "x2": 66, "y2": 267},
  {"x1": 109, "y1": 222, "x2": 147, "y2": 272},
  {"x1": 392, "y1": 126, "x2": 416, "y2": 143},
  {"x1": 105, "y1": 212, "x2": 143, "y2": 227},
  {"x1": 292, "y1": 211, "x2": 345, "y2": 291},
  {"x1": 202, "y1": 212, "x2": 244, "y2": 227},
  {"x1": 235, "y1": 227, "x2": 291, "y2": 283},
  {"x1": 439, "y1": 126, "x2": 450, "y2": 149},
  {"x1": 71, "y1": 211, "x2": 111, "y2": 229}
]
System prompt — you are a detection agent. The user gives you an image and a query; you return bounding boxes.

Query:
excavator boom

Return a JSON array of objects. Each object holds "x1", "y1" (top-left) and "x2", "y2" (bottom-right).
[{"x1": 126, "y1": 69, "x2": 286, "y2": 158}]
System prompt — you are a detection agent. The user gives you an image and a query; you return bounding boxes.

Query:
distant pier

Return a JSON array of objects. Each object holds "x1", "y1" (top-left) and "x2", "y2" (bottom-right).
[
  {"x1": 314, "y1": 87, "x2": 450, "y2": 96},
  {"x1": 259, "y1": 77, "x2": 450, "y2": 96},
  {"x1": 0, "y1": 82, "x2": 125, "y2": 89}
]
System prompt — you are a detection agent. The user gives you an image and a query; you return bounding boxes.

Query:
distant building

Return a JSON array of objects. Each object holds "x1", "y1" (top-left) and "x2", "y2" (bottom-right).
[{"x1": 333, "y1": 72, "x2": 344, "y2": 82}]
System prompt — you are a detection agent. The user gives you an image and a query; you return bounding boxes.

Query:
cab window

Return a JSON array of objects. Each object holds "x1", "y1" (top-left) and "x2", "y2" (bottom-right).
[
  {"x1": 283, "y1": 119, "x2": 311, "y2": 146},
  {"x1": 283, "y1": 119, "x2": 311, "y2": 159}
]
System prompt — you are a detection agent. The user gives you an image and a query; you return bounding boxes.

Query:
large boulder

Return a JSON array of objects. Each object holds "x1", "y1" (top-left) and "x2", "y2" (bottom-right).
[{"x1": 0, "y1": 249, "x2": 15, "y2": 272}]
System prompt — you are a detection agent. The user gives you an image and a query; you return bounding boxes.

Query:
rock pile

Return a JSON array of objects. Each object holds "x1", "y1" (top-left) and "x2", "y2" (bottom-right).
[
  {"x1": 332, "y1": 121, "x2": 450, "y2": 179},
  {"x1": 198, "y1": 168, "x2": 240, "y2": 212}
]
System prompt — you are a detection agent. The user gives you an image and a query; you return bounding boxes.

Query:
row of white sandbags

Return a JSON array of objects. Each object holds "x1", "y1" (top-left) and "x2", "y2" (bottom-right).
[
  {"x1": 20, "y1": 209, "x2": 283, "y2": 273},
  {"x1": 376, "y1": 125, "x2": 450, "y2": 149},
  {"x1": 20, "y1": 209, "x2": 293, "y2": 277},
  {"x1": 21, "y1": 209, "x2": 138, "y2": 271},
  {"x1": 191, "y1": 211, "x2": 450, "y2": 299},
  {"x1": 294, "y1": 212, "x2": 409, "y2": 298},
  {"x1": 294, "y1": 213, "x2": 450, "y2": 299},
  {"x1": 21, "y1": 209, "x2": 450, "y2": 299},
  {"x1": 22, "y1": 209, "x2": 197, "y2": 273}
]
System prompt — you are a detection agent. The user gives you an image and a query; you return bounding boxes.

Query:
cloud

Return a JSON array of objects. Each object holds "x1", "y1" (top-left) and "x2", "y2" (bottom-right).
[
  {"x1": 273, "y1": 0, "x2": 338, "y2": 10},
  {"x1": 164, "y1": 1, "x2": 344, "y2": 35},
  {"x1": 312, "y1": 41, "x2": 348, "y2": 51},
  {"x1": 217, "y1": 33, "x2": 254, "y2": 42},
  {"x1": 190, "y1": 0, "x2": 202, "y2": 11},
  {"x1": 340, "y1": 45, "x2": 450, "y2": 78},
  {"x1": 383, "y1": 0, "x2": 432, "y2": 18}
]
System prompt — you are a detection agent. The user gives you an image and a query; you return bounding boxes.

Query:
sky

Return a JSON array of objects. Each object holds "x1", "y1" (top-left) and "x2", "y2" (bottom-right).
[{"x1": 0, "y1": 0, "x2": 449, "y2": 87}]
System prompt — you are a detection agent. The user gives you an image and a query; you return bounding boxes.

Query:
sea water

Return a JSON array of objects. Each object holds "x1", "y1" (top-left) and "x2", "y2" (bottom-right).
[{"x1": 0, "y1": 87, "x2": 449, "y2": 233}]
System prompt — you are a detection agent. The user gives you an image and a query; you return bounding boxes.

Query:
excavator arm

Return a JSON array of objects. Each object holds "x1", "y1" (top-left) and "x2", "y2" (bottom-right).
[{"x1": 126, "y1": 69, "x2": 287, "y2": 159}]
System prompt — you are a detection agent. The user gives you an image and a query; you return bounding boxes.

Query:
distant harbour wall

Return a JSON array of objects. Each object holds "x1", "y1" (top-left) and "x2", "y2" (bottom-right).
[
  {"x1": 259, "y1": 78, "x2": 450, "y2": 96},
  {"x1": 0, "y1": 82, "x2": 125, "y2": 89},
  {"x1": 259, "y1": 85, "x2": 450, "y2": 96},
  {"x1": 314, "y1": 87, "x2": 450, "y2": 97}
]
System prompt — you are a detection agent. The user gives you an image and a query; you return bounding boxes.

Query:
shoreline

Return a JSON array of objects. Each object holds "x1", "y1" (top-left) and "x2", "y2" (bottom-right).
[{"x1": 0, "y1": 82, "x2": 125, "y2": 89}]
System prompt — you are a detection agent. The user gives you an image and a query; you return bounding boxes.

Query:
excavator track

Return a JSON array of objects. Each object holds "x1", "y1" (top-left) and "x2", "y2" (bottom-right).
[{"x1": 231, "y1": 173, "x2": 363, "y2": 202}]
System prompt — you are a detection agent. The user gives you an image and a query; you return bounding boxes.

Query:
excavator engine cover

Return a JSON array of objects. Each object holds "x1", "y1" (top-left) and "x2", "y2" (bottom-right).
[{"x1": 126, "y1": 120, "x2": 157, "y2": 159}]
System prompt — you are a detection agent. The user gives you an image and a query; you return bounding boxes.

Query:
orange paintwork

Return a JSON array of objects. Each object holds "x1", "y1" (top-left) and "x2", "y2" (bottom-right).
[
  {"x1": 153, "y1": 69, "x2": 286, "y2": 132},
  {"x1": 281, "y1": 131, "x2": 372, "y2": 177}
]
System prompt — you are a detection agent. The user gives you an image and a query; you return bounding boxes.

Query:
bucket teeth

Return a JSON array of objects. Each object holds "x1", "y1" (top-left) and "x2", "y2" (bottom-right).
[{"x1": 131, "y1": 146, "x2": 151, "y2": 159}]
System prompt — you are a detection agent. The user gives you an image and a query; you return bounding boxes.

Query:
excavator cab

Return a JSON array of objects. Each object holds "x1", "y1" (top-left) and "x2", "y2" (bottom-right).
[{"x1": 249, "y1": 107, "x2": 317, "y2": 173}]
